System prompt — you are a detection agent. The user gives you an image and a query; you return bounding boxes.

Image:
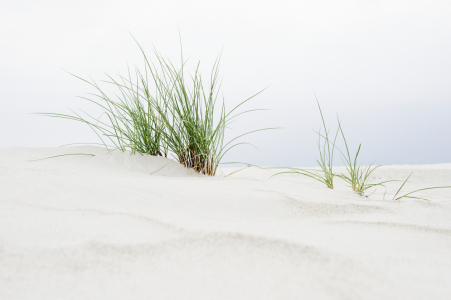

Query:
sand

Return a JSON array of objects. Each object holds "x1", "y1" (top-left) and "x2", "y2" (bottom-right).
[{"x1": 1, "y1": 146, "x2": 450, "y2": 299}]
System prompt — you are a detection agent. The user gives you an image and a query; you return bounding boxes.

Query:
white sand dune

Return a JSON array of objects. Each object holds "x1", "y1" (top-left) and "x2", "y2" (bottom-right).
[{"x1": 1, "y1": 146, "x2": 450, "y2": 299}]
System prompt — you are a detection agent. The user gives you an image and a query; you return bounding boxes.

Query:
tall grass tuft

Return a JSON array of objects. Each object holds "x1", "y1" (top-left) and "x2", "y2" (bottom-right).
[
  {"x1": 140, "y1": 49, "x2": 225, "y2": 175},
  {"x1": 38, "y1": 37, "x2": 269, "y2": 176},
  {"x1": 131, "y1": 41, "x2": 270, "y2": 175}
]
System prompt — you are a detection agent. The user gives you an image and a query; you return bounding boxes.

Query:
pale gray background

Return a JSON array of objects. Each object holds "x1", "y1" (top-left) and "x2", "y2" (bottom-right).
[{"x1": 1, "y1": 0, "x2": 450, "y2": 166}]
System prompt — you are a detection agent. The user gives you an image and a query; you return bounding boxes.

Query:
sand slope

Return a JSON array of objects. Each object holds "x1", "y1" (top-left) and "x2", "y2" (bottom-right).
[{"x1": 1, "y1": 146, "x2": 451, "y2": 299}]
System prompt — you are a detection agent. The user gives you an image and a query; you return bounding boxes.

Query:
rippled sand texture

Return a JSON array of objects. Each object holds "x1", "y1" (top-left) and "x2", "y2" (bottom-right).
[{"x1": 1, "y1": 147, "x2": 450, "y2": 299}]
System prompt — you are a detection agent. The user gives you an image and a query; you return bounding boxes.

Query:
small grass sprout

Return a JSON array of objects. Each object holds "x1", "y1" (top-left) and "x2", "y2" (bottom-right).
[
  {"x1": 336, "y1": 121, "x2": 392, "y2": 196},
  {"x1": 313, "y1": 99, "x2": 339, "y2": 188},
  {"x1": 392, "y1": 173, "x2": 451, "y2": 201},
  {"x1": 271, "y1": 99, "x2": 338, "y2": 188}
]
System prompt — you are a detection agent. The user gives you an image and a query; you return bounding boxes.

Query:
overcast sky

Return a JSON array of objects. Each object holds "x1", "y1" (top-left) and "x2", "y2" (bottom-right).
[{"x1": 1, "y1": 0, "x2": 450, "y2": 167}]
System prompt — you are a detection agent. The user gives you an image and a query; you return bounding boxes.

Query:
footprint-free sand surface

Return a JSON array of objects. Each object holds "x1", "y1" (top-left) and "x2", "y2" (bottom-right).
[{"x1": 1, "y1": 146, "x2": 450, "y2": 299}]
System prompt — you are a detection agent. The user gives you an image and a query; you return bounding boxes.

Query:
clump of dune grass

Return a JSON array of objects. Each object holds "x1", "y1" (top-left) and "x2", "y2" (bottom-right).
[
  {"x1": 392, "y1": 173, "x2": 451, "y2": 201},
  {"x1": 38, "y1": 36, "x2": 270, "y2": 176},
  {"x1": 142, "y1": 48, "x2": 269, "y2": 175},
  {"x1": 271, "y1": 100, "x2": 338, "y2": 188},
  {"x1": 128, "y1": 40, "x2": 272, "y2": 175}
]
